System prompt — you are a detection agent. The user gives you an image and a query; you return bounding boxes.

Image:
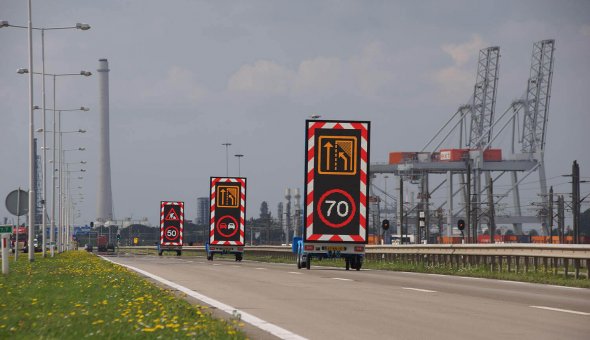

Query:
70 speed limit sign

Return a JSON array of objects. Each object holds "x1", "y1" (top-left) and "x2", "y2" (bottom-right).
[
  {"x1": 160, "y1": 201, "x2": 184, "y2": 246},
  {"x1": 304, "y1": 120, "x2": 370, "y2": 243}
]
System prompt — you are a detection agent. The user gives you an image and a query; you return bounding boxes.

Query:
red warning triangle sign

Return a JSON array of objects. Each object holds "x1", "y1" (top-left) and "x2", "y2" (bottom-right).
[{"x1": 165, "y1": 208, "x2": 179, "y2": 221}]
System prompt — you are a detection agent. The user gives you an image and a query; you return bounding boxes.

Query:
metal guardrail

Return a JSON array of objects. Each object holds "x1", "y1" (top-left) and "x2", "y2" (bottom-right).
[{"x1": 117, "y1": 244, "x2": 590, "y2": 279}]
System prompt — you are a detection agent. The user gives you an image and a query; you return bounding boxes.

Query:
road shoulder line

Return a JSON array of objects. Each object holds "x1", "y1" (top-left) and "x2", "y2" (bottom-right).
[{"x1": 101, "y1": 256, "x2": 307, "y2": 340}]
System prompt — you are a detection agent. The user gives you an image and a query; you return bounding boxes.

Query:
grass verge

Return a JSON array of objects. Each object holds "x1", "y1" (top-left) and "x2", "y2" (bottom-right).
[{"x1": 0, "y1": 251, "x2": 246, "y2": 339}]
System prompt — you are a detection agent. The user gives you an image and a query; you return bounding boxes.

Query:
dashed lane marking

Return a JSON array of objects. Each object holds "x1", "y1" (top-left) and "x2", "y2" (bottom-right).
[
  {"x1": 402, "y1": 287, "x2": 437, "y2": 293},
  {"x1": 530, "y1": 306, "x2": 590, "y2": 316}
]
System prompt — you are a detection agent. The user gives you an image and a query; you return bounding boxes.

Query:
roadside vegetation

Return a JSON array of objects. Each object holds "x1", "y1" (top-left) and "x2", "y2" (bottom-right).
[{"x1": 0, "y1": 251, "x2": 246, "y2": 339}]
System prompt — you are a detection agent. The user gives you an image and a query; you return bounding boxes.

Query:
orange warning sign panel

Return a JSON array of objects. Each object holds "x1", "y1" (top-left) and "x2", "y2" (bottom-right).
[
  {"x1": 317, "y1": 135, "x2": 357, "y2": 175},
  {"x1": 217, "y1": 185, "x2": 239, "y2": 208}
]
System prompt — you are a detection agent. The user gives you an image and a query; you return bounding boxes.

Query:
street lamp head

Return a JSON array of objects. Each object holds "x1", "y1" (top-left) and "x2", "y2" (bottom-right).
[
  {"x1": 80, "y1": 71, "x2": 92, "y2": 77},
  {"x1": 17, "y1": 68, "x2": 29, "y2": 74},
  {"x1": 78, "y1": 147, "x2": 86, "y2": 151},
  {"x1": 36, "y1": 128, "x2": 44, "y2": 133},
  {"x1": 78, "y1": 129, "x2": 87, "y2": 133},
  {"x1": 75, "y1": 23, "x2": 91, "y2": 31},
  {"x1": 33, "y1": 105, "x2": 40, "y2": 110},
  {"x1": 310, "y1": 114, "x2": 321, "y2": 120},
  {"x1": 80, "y1": 106, "x2": 90, "y2": 111},
  {"x1": 0, "y1": 20, "x2": 9, "y2": 28},
  {"x1": 80, "y1": 169, "x2": 86, "y2": 172},
  {"x1": 80, "y1": 161, "x2": 87, "y2": 164}
]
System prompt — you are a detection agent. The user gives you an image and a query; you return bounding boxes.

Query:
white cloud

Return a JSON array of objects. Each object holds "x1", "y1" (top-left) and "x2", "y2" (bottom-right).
[
  {"x1": 433, "y1": 34, "x2": 488, "y2": 100},
  {"x1": 580, "y1": 24, "x2": 590, "y2": 37},
  {"x1": 441, "y1": 34, "x2": 486, "y2": 66},
  {"x1": 140, "y1": 66, "x2": 208, "y2": 104},
  {"x1": 228, "y1": 60, "x2": 295, "y2": 95},
  {"x1": 292, "y1": 57, "x2": 343, "y2": 98},
  {"x1": 227, "y1": 41, "x2": 399, "y2": 102}
]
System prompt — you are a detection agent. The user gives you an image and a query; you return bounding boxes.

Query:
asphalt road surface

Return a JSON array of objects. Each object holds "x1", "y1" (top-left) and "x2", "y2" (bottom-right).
[{"x1": 105, "y1": 254, "x2": 590, "y2": 340}]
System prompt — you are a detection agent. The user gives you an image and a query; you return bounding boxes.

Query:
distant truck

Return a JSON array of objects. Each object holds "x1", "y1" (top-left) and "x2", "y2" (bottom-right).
[{"x1": 158, "y1": 201, "x2": 184, "y2": 256}]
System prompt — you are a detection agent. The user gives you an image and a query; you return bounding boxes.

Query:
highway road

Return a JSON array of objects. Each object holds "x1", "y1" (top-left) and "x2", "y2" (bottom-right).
[{"x1": 105, "y1": 254, "x2": 590, "y2": 340}]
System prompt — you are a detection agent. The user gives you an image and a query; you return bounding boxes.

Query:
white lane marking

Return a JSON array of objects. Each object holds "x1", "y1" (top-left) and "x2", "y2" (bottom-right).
[
  {"x1": 530, "y1": 306, "x2": 590, "y2": 316},
  {"x1": 213, "y1": 263, "x2": 222, "y2": 266},
  {"x1": 255, "y1": 267, "x2": 266, "y2": 270},
  {"x1": 101, "y1": 257, "x2": 307, "y2": 340},
  {"x1": 288, "y1": 272, "x2": 302, "y2": 275},
  {"x1": 402, "y1": 287, "x2": 437, "y2": 293},
  {"x1": 331, "y1": 278, "x2": 352, "y2": 281}
]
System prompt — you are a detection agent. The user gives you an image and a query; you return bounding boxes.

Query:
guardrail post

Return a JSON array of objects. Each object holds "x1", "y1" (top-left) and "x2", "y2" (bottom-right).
[
  {"x1": 564, "y1": 258, "x2": 569, "y2": 278},
  {"x1": 587, "y1": 259, "x2": 590, "y2": 280},
  {"x1": 499, "y1": 256, "x2": 503, "y2": 272},
  {"x1": 574, "y1": 259, "x2": 579, "y2": 279},
  {"x1": 543, "y1": 257, "x2": 548, "y2": 273},
  {"x1": 533, "y1": 257, "x2": 538, "y2": 273},
  {"x1": 515, "y1": 256, "x2": 520, "y2": 273},
  {"x1": 553, "y1": 257, "x2": 558, "y2": 275},
  {"x1": 490, "y1": 255, "x2": 495, "y2": 272},
  {"x1": 507, "y1": 256, "x2": 511, "y2": 272},
  {"x1": 524, "y1": 256, "x2": 529, "y2": 273}
]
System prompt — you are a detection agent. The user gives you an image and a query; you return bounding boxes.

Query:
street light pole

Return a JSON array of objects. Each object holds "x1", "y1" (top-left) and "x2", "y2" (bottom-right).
[
  {"x1": 222, "y1": 142, "x2": 232, "y2": 177},
  {"x1": 235, "y1": 154, "x2": 244, "y2": 177},
  {"x1": 27, "y1": 0, "x2": 35, "y2": 261},
  {"x1": 2, "y1": 16, "x2": 90, "y2": 258}
]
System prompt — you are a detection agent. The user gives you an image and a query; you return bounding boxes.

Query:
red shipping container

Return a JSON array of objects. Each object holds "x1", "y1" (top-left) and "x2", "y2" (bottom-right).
[
  {"x1": 483, "y1": 149, "x2": 502, "y2": 161},
  {"x1": 389, "y1": 152, "x2": 416, "y2": 164},
  {"x1": 439, "y1": 149, "x2": 469, "y2": 161}
]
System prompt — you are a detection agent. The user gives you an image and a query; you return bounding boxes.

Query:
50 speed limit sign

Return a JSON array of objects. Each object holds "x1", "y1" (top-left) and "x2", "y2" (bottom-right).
[
  {"x1": 304, "y1": 120, "x2": 370, "y2": 243},
  {"x1": 160, "y1": 201, "x2": 184, "y2": 246}
]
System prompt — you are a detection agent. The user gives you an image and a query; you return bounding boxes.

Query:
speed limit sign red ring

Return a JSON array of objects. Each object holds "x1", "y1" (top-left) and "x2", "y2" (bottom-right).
[
  {"x1": 317, "y1": 188, "x2": 357, "y2": 228},
  {"x1": 164, "y1": 226, "x2": 179, "y2": 241}
]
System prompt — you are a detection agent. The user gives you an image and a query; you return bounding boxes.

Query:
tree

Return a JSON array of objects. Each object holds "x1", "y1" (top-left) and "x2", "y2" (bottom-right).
[
  {"x1": 260, "y1": 201, "x2": 271, "y2": 220},
  {"x1": 529, "y1": 229, "x2": 539, "y2": 236},
  {"x1": 505, "y1": 229, "x2": 514, "y2": 236}
]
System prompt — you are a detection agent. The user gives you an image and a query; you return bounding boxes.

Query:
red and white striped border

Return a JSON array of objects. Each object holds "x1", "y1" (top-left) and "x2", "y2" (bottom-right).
[
  {"x1": 160, "y1": 201, "x2": 184, "y2": 246},
  {"x1": 210, "y1": 177, "x2": 246, "y2": 246},
  {"x1": 306, "y1": 121, "x2": 368, "y2": 242}
]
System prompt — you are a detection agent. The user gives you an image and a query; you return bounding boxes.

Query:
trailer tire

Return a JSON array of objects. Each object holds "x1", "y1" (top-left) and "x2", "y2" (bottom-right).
[
  {"x1": 306, "y1": 257, "x2": 311, "y2": 270},
  {"x1": 158, "y1": 250, "x2": 163, "y2": 256},
  {"x1": 297, "y1": 255, "x2": 302, "y2": 269},
  {"x1": 345, "y1": 258, "x2": 350, "y2": 270},
  {"x1": 176, "y1": 250, "x2": 182, "y2": 256},
  {"x1": 235, "y1": 254, "x2": 242, "y2": 262}
]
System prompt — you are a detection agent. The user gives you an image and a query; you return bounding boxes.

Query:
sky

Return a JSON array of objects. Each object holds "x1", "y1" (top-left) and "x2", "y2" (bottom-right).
[{"x1": 1, "y1": 0, "x2": 589, "y2": 227}]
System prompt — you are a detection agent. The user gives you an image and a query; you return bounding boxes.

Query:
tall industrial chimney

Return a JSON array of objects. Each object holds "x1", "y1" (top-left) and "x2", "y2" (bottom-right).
[{"x1": 96, "y1": 59, "x2": 113, "y2": 223}]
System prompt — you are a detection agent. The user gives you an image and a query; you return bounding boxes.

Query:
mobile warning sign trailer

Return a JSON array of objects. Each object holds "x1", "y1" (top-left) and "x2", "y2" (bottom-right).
[
  {"x1": 206, "y1": 177, "x2": 246, "y2": 261},
  {"x1": 159, "y1": 201, "x2": 184, "y2": 256},
  {"x1": 294, "y1": 120, "x2": 370, "y2": 270}
]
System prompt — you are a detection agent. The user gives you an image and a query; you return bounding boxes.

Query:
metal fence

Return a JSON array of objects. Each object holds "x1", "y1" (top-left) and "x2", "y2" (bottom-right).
[{"x1": 117, "y1": 244, "x2": 590, "y2": 279}]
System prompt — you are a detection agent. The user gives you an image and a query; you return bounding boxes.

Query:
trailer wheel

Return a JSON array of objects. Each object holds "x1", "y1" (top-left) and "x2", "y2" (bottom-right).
[
  {"x1": 355, "y1": 255, "x2": 363, "y2": 271},
  {"x1": 345, "y1": 258, "x2": 350, "y2": 271},
  {"x1": 235, "y1": 254, "x2": 242, "y2": 262},
  {"x1": 297, "y1": 255, "x2": 302, "y2": 269},
  {"x1": 176, "y1": 250, "x2": 182, "y2": 256},
  {"x1": 306, "y1": 257, "x2": 311, "y2": 270},
  {"x1": 158, "y1": 250, "x2": 163, "y2": 256},
  {"x1": 207, "y1": 254, "x2": 213, "y2": 261}
]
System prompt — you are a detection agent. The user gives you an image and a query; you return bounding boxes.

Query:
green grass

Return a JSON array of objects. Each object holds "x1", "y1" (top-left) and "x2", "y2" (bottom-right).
[{"x1": 0, "y1": 251, "x2": 246, "y2": 339}]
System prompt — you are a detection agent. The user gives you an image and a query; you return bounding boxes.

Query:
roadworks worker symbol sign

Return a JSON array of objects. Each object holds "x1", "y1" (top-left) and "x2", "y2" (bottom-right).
[{"x1": 165, "y1": 207, "x2": 180, "y2": 221}]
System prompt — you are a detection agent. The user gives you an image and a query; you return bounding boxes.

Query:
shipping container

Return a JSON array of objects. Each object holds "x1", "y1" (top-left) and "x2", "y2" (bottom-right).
[
  {"x1": 439, "y1": 149, "x2": 469, "y2": 161},
  {"x1": 388, "y1": 152, "x2": 417, "y2": 164},
  {"x1": 483, "y1": 149, "x2": 502, "y2": 161}
]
